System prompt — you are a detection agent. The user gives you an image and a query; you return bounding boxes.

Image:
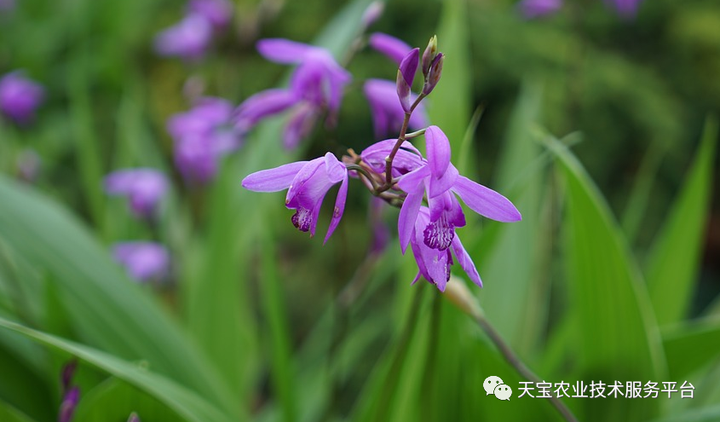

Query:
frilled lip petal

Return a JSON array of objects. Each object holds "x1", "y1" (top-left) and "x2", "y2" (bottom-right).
[
  {"x1": 368, "y1": 33, "x2": 413, "y2": 65},
  {"x1": 425, "y1": 125, "x2": 451, "y2": 178},
  {"x1": 241, "y1": 161, "x2": 308, "y2": 192},
  {"x1": 256, "y1": 38, "x2": 316, "y2": 63},
  {"x1": 451, "y1": 175, "x2": 522, "y2": 222}
]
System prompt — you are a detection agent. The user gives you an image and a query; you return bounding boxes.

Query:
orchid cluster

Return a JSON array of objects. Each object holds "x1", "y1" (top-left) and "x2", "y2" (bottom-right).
[
  {"x1": 243, "y1": 35, "x2": 521, "y2": 292},
  {"x1": 154, "y1": 0, "x2": 233, "y2": 60}
]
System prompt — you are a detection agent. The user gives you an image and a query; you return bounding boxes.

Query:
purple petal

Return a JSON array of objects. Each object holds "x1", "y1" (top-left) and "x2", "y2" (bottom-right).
[
  {"x1": 283, "y1": 104, "x2": 317, "y2": 149},
  {"x1": 324, "y1": 152, "x2": 346, "y2": 183},
  {"x1": 241, "y1": 161, "x2": 308, "y2": 192},
  {"x1": 428, "y1": 163, "x2": 458, "y2": 198},
  {"x1": 324, "y1": 173, "x2": 348, "y2": 244},
  {"x1": 425, "y1": 125, "x2": 451, "y2": 178},
  {"x1": 286, "y1": 157, "x2": 325, "y2": 204},
  {"x1": 59, "y1": 387, "x2": 80, "y2": 422},
  {"x1": 360, "y1": 138, "x2": 424, "y2": 177},
  {"x1": 235, "y1": 89, "x2": 299, "y2": 131},
  {"x1": 257, "y1": 39, "x2": 316, "y2": 64},
  {"x1": 361, "y1": 2, "x2": 384, "y2": 28},
  {"x1": 396, "y1": 165, "x2": 430, "y2": 193},
  {"x1": 398, "y1": 184, "x2": 424, "y2": 254},
  {"x1": 113, "y1": 242, "x2": 170, "y2": 282},
  {"x1": 451, "y1": 176, "x2": 522, "y2": 222},
  {"x1": 154, "y1": 14, "x2": 212, "y2": 60},
  {"x1": 368, "y1": 33, "x2": 412, "y2": 65},
  {"x1": 452, "y1": 235, "x2": 482, "y2": 287},
  {"x1": 517, "y1": 0, "x2": 562, "y2": 19},
  {"x1": 187, "y1": 0, "x2": 233, "y2": 29}
]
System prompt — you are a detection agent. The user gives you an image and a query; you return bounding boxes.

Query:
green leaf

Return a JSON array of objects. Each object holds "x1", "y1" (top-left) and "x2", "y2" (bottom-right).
[
  {"x1": 645, "y1": 404, "x2": 720, "y2": 422},
  {"x1": 429, "y1": 0, "x2": 472, "y2": 151},
  {"x1": 73, "y1": 377, "x2": 183, "y2": 422},
  {"x1": 0, "y1": 399, "x2": 36, "y2": 422},
  {"x1": 552, "y1": 137, "x2": 664, "y2": 421},
  {"x1": 0, "y1": 176, "x2": 237, "y2": 418},
  {"x1": 477, "y1": 82, "x2": 549, "y2": 358},
  {"x1": 645, "y1": 117, "x2": 718, "y2": 325},
  {"x1": 662, "y1": 316, "x2": 720, "y2": 379},
  {"x1": 0, "y1": 318, "x2": 233, "y2": 422}
]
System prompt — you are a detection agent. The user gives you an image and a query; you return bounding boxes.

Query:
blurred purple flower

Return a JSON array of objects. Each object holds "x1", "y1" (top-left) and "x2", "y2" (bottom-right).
[
  {"x1": 409, "y1": 207, "x2": 480, "y2": 291},
  {"x1": 104, "y1": 169, "x2": 168, "y2": 218},
  {"x1": 368, "y1": 33, "x2": 412, "y2": 65},
  {"x1": 517, "y1": 0, "x2": 562, "y2": 19},
  {"x1": 113, "y1": 242, "x2": 170, "y2": 282},
  {"x1": 0, "y1": 71, "x2": 44, "y2": 124},
  {"x1": 369, "y1": 197, "x2": 390, "y2": 254},
  {"x1": 235, "y1": 39, "x2": 351, "y2": 149},
  {"x1": 61, "y1": 360, "x2": 77, "y2": 393},
  {"x1": 58, "y1": 387, "x2": 79, "y2": 422},
  {"x1": 604, "y1": 0, "x2": 643, "y2": 18},
  {"x1": 187, "y1": 0, "x2": 233, "y2": 30},
  {"x1": 128, "y1": 413, "x2": 141, "y2": 422},
  {"x1": 396, "y1": 126, "x2": 521, "y2": 255},
  {"x1": 242, "y1": 152, "x2": 349, "y2": 243},
  {"x1": 168, "y1": 97, "x2": 240, "y2": 184},
  {"x1": 364, "y1": 79, "x2": 428, "y2": 139},
  {"x1": 154, "y1": 14, "x2": 213, "y2": 60}
]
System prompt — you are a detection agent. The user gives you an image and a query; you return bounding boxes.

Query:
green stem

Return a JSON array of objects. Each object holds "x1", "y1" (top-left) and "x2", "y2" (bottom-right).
[
  {"x1": 381, "y1": 93, "x2": 427, "y2": 190},
  {"x1": 474, "y1": 314, "x2": 578, "y2": 422}
]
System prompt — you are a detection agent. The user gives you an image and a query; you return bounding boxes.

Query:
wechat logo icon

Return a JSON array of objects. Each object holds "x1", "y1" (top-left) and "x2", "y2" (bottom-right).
[{"x1": 484, "y1": 376, "x2": 512, "y2": 401}]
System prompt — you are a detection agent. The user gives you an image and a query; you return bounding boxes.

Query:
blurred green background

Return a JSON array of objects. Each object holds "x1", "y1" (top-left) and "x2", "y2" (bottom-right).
[{"x1": 0, "y1": 0, "x2": 719, "y2": 421}]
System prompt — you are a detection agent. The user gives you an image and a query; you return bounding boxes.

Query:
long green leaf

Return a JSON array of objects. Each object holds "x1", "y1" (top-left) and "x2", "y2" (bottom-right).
[
  {"x1": 0, "y1": 318, "x2": 232, "y2": 422},
  {"x1": 0, "y1": 176, "x2": 236, "y2": 418},
  {"x1": 552, "y1": 138, "x2": 664, "y2": 421},
  {"x1": 645, "y1": 117, "x2": 718, "y2": 325},
  {"x1": 662, "y1": 316, "x2": 720, "y2": 379}
]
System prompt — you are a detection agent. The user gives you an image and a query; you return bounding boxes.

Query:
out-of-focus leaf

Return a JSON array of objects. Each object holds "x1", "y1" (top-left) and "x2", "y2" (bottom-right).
[
  {"x1": 0, "y1": 318, "x2": 233, "y2": 422},
  {"x1": 551, "y1": 137, "x2": 664, "y2": 421},
  {"x1": 0, "y1": 399, "x2": 35, "y2": 422},
  {"x1": 662, "y1": 316, "x2": 720, "y2": 379},
  {"x1": 477, "y1": 82, "x2": 548, "y2": 358},
  {"x1": 429, "y1": 0, "x2": 472, "y2": 151},
  {"x1": 73, "y1": 377, "x2": 183, "y2": 422},
  {"x1": 0, "y1": 176, "x2": 237, "y2": 418},
  {"x1": 645, "y1": 117, "x2": 718, "y2": 325},
  {"x1": 646, "y1": 404, "x2": 720, "y2": 422}
]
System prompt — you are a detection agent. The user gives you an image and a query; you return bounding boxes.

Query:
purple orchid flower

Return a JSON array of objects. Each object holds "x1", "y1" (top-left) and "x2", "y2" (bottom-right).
[
  {"x1": 410, "y1": 207, "x2": 481, "y2": 291},
  {"x1": 364, "y1": 79, "x2": 428, "y2": 139},
  {"x1": 517, "y1": 0, "x2": 563, "y2": 19},
  {"x1": 58, "y1": 387, "x2": 80, "y2": 422},
  {"x1": 234, "y1": 39, "x2": 351, "y2": 149},
  {"x1": 242, "y1": 152, "x2": 349, "y2": 243},
  {"x1": 0, "y1": 71, "x2": 44, "y2": 124},
  {"x1": 256, "y1": 39, "x2": 351, "y2": 114},
  {"x1": 154, "y1": 14, "x2": 213, "y2": 60},
  {"x1": 396, "y1": 125, "x2": 521, "y2": 254},
  {"x1": 104, "y1": 169, "x2": 168, "y2": 218},
  {"x1": 368, "y1": 33, "x2": 413, "y2": 65},
  {"x1": 112, "y1": 242, "x2": 170, "y2": 282},
  {"x1": 604, "y1": 0, "x2": 643, "y2": 18},
  {"x1": 168, "y1": 97, "x2": 241, "y2": 184},
  {"x1": 187, "y1": 0, "x2": 233, "y2": 30},
  {"x1": 360, "y1": 138, "x2": 424, "y2": 178}
]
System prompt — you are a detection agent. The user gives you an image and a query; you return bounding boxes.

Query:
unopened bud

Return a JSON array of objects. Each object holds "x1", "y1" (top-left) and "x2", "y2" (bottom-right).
[
  {"x1": 443, "y1": 276, "x2": 483, "y2": 320},
  {"x1": 421, "y1": 35, "x2": 438, "y2": 78},
  {"x1": 422, "y1": 53, "x2": 444, "y2": 95},
  {"x1": 396, "y1": 48, "x2": 419, "y2": 112}
]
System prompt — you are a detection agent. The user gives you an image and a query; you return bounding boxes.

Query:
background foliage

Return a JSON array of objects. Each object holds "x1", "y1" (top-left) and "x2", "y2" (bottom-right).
[{"x1": 0, "y1": 0, "x2": 718, "y2": 421}]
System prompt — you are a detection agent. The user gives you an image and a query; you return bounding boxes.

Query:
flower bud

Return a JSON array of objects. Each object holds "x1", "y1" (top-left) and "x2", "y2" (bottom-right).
[
  {"x1": 443, "y1": 276, "x2": 483, "y2": 320},
  {"x1": 396, "y1": 48, "x2": 419, "y2": 112},
  {"x1": 421, "y1": 35, "x2": 438, "y2": 78},
  {"x1": 422, "y1": 53, "x2": 444, "y2": 95}
]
